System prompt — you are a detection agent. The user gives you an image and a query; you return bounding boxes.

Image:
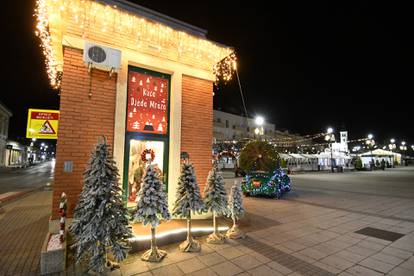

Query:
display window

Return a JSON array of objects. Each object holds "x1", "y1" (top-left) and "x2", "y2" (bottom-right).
[{"x1": 123, "y1": 66, "x2": 170, "y2": 208}]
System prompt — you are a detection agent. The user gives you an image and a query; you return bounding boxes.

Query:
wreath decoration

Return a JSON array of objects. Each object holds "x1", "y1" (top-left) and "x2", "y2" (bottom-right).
[{"x1": 141, "y1": 148, "x2": 155, "y2": 163}]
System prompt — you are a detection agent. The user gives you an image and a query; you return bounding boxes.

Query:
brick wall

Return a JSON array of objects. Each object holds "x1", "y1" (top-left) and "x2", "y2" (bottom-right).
[
  {"x1": 181, "y1": 75, "x2": 213, "y2": 193},
  {"x1": 52, "y1": 47, "x2": 117, "y2": 218}
]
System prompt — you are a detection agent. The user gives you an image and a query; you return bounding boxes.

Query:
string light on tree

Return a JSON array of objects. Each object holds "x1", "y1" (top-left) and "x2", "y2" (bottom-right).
[{"x1": 213, "y1": 52, "x2": 237, "y2": 83}]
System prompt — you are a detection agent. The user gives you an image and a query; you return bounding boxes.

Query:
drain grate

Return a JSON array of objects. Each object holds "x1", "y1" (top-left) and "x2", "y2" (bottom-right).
[
  {"x1": 239, "y1": 236, "x2": 335, "y2": 276},
  {"x1": 355, "y1": 227, "x2": 404, "y2": 242}
]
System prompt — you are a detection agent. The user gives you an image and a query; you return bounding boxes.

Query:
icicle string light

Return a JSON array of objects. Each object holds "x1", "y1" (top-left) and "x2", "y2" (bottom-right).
[
  {"x1": 35, "y1": 0, "x2": 61, "y2": 89},
  {"x1": 34, "y1": 0, "x2": 235, "y2": 89}
]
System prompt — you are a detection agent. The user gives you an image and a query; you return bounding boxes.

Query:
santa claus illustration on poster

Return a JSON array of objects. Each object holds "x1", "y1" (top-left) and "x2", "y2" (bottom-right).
[{"x1": 127, "y1": 72, "x2": 168, "y2": 135}]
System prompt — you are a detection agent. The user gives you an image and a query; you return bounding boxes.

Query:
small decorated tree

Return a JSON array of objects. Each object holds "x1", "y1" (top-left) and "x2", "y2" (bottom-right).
[
  {"x1": 70, "y1": 137, "x2": 131, "y2": 273},
  {"x1": 226, "y1": 181, "x2": 245, "y2": 239},
  {"x1": 172, "y1": 162, "x2": 204, "y2": 252},
  {"x1": 134, "y1": 164, "x2": 171, "y2": 262},
  {"x1": 204, "y1": 162, "x2": 228, "y2": 243}
]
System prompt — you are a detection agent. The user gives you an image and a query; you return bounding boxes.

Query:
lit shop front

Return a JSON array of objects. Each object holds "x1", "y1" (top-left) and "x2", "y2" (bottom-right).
[
  {"x1": 35, "y1": 0, "x2": 234, "y2": 218},
  {"x1": 124, "y1": 67, "x2": 170, "y2": 207}
]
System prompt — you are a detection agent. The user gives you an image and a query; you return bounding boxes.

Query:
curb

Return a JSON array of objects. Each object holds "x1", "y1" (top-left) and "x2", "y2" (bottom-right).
[{"x1": 0, "y1": 185, "x2": 48, "y2": 207}]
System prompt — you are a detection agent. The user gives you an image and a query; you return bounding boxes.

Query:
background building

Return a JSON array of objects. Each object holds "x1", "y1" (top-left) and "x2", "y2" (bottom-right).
[
  {"x1": 213, "y1": 110, "x2": 275, "y2": 141},
  {"x1": 0, "y1": 101, "x2": 12, "y2": 167},
  {"x1": 4, "y1": 140, "x2": 28, "y2": 167}
]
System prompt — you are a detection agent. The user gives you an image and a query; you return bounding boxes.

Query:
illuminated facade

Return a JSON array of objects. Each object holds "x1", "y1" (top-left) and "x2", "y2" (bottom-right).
[{"x1": 35, "y1": 0, "x2": 233, "y2": 218}]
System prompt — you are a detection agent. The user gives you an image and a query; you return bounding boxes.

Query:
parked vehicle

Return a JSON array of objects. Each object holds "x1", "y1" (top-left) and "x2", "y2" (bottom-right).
[{"x1": 241, "y1": 168, "x2": 291, "y2": 199}]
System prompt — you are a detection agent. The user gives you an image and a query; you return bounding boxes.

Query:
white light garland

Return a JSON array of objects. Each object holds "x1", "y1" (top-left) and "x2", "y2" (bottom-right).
[
  {"x1": 35, "y1": 0, "x2": 235, "y2": 89},
  {"x1": 34, "y1": 0, "x2": 61, "y2": 89}
]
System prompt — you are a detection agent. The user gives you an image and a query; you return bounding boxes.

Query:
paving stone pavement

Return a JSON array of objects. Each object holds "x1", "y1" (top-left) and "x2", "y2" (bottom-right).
[
  {"x1": 0, "y1": 190, "x2": 52, "y2": 276},
  {"x1": 3, "y1": 167, "x2": 414, "y2": 275},
  {"x1": 109, "y1": 167, "x2": 414, "y2": 276}
]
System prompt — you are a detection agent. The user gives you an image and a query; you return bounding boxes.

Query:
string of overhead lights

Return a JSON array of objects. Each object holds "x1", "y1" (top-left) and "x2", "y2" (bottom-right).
[
  {"x1": 272, "y1": 133, "x2": 326, "y2": 144},
  {"x1": 34, "y1": 0, "x2": 234, "y2": 89}
]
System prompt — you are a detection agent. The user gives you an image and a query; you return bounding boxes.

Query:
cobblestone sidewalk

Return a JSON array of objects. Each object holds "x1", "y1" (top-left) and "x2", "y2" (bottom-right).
[{"x1": 0, "y1": 190, "x2": 52, "y2": 275}]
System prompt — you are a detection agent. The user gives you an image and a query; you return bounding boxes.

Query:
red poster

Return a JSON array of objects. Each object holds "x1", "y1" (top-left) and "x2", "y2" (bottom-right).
[{"x1": 127, "y1": 71, "x2": 168, "y2": 134}]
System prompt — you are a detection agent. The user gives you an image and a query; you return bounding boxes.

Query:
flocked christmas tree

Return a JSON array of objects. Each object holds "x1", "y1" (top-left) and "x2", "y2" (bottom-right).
[
  {"x1": 204, "y1": 162, "x2": 228, "y2": 244},
  {"x1": 226, "y1": 180, "x2": 246, "y2": 239},
  {"x1": 134, "y1": 164, "x2": 171, "y2": 262},
  {"x1": 70, "y1": 137, "x2": 132, "y2": 273},
  {"x1": 172, "y1": 162, "x2": 205, "y2": 252}
]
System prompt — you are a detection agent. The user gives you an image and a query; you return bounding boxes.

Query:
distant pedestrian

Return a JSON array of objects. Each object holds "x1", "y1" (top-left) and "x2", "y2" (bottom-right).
[{"x1": 380, "y1": 159, "x2": 386, "y2": 170}]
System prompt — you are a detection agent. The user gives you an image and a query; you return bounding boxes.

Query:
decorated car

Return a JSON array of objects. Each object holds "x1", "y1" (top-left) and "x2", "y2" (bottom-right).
[
  {"x1": 238, "y1": 140, "x2": 291, "y2": 198},
  {"x1": 241, "y1": 169, "x2": 291, "y2": 198}
]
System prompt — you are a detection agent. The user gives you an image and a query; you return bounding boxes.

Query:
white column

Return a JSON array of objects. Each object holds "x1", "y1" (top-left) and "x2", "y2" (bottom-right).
[
  {"x1": 168, "y1": 71, "x2": 182, "y2": 212},
  {"x1": 113, "y1": 53, "x2": 128, "y2": 181}
]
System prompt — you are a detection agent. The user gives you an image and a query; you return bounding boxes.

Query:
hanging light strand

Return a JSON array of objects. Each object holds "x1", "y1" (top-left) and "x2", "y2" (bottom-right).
[
  {"x1": 34, "y1": 0, "x2": 61, "y2": 89},
  {"x1": 34, "y1": 0, "x2": 234, "y2": 89},
  {"x1": 213, "y1": 52, "x2": 237, "y2": 83}
]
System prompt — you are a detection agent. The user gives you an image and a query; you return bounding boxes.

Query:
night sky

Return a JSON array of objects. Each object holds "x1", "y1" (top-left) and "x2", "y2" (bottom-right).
[{"x1": 1, "y1": 1, "x2": 413, "y2": 147}]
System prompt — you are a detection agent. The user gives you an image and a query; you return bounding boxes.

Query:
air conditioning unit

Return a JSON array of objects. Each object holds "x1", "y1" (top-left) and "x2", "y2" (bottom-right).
[{"x1": 83, "y1": 42, "x2": 121, "y2": 71}]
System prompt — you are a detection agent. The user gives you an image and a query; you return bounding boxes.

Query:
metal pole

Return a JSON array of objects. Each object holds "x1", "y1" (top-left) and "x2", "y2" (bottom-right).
[{"x1": 330, "y1": 143, "x2": 334, "y2": 172}]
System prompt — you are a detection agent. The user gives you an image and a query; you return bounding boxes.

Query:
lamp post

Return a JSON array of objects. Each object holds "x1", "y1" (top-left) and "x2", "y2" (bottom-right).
[
  {"x1": 325, "y1": 127, "x2": 335, "y2": 172},
  {"x1": 400, "y1": 141, "x2": 407, "y2": 166},
  {"x1": 389, "y1": 138, "x2": 396, "y2": 167},
  {"x1": 366, "y1": 134, "x2": 375, "y2": 170},
  {"x1": 254, "y1": 116, "x2": 264, "y2": 140}
]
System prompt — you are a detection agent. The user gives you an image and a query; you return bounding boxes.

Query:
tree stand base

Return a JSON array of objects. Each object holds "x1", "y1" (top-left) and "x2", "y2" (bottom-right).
[
  {"x1": 179, "y1": 238, "x2": 201, "y2": 252},
  {"x1": 226, "y1": 225, "x2": 246, "y2": 239},
  {"x1": 141, "y1": 247, "x2": 167, "y2": 262},
  {"x1": 206, "y1": 232, "x2": 226, "y2": 244},
  {"x1": 100, "y1": 260, "x2": 120, "y2": 272}
]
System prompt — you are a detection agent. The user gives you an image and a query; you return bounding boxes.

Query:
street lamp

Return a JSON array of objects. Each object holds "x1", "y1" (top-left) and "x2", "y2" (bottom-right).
[
  {"x1": 254, "y1": 115, "x2": 265, "y2": 138},
  {"x1": 400, "y1": 141, "x2": 407, "y2": 166},
  {"x1": 255, "y1": 116, "x2": 264, "y2": 126},
  {"x1": 325, "y1": 127, "x2": 335, "y2": 172},
  {"x1": 389, "y1": 138, "x2": 396, "y2": 167},
  {"x1": 365, "y1": 134, "x2": 375, "y2": 170}
]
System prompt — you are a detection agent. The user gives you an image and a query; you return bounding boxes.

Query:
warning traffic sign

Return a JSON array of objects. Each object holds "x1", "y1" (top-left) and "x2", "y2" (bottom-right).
[
  {"x1": 26, "y1": 109, "x2": 59, "y2": 139},
  {"x1": 39, "y1": 120, "x2": 56, "y2": 134}
]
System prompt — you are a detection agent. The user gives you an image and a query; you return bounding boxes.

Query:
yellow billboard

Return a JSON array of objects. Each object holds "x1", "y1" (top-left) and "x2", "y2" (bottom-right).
[{"x1": 26, "y1": 109, "x2": 59, "y2": 139}]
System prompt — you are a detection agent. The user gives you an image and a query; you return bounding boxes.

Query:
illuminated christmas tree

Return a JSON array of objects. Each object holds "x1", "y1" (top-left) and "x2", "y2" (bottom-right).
[
  {"x1": 172, "y1": 162, "x2": 204, "y2": 252},
  {"x1": 204, "y1": 162, "x2": 228, "y2": 244},
  {"x1": 226, "y1": 181, "x2": 246, "y2": 239},
  {"x1": 135, "y1": 164, "x2": 170, "y2": 262},
  {"x1": 70, "y1": 137, "x2": 131, "y2": 273}
]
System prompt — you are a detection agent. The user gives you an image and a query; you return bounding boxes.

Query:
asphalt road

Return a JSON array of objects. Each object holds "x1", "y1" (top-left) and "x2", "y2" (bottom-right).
[{"x1": 0, "y1": 160, "x2": 54, "y2": 194}]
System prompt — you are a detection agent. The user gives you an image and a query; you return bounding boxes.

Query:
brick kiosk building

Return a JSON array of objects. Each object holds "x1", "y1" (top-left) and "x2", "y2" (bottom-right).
[{"x1": 37, "y1": 0, "x2": 233, "y2": 220}]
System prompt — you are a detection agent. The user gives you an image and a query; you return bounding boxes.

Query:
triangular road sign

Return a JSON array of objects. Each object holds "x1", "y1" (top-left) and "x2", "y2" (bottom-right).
[{"x1": 39, "y1": 120, "x2": 56, "y2": 134}]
